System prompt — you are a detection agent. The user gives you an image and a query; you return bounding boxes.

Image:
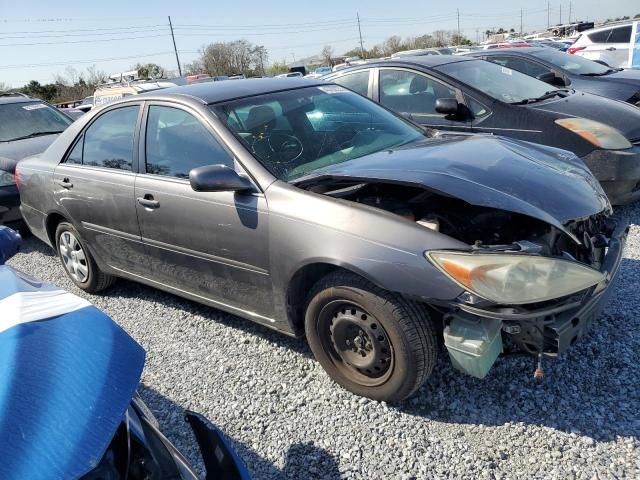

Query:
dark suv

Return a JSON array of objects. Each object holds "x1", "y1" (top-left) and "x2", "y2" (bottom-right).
[{"x1": 0, "y1": 93, "x2": 73, "y2": 228}]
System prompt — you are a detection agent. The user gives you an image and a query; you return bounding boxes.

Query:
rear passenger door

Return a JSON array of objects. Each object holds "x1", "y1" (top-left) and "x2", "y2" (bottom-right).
[
  {"x1": 134, "y1": 103, "x2": 274, "y2": 318},
  {"x1": 330, "y1": 70, "x2": 373, "y2": 98},
  {"x1": 583, "y1": 26, "x2": 632, "y2": 67},
  {"x1": 53, "y1": 103, "x2": 148, "y2": 275},
  {"x1": 375, "y1": 68, "x2": 472, "y2": 132}
]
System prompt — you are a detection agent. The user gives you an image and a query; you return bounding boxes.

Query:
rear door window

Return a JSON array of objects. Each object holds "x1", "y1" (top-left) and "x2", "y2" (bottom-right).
[
  {"x1": 588, "y1": 29, "x2": 611, "y2": 43},
  {"x1": 82, "y1": 106, "x2": 139, "y2": 170},
  {"x1": 608, "y1": 25, "x2": 632, "y2": 43},
  {"x1": 486, "y1": 56, "x2": 550, "y2": 78},
  {"x1": 332, "y1": 71, "x2": 370, "y2": 96}
]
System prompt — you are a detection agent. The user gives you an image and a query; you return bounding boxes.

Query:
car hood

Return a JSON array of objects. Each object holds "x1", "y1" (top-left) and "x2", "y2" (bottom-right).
[
  {"x1": 0, "y1": 266, "x2": 145, "y2": 480},
  {"x1": 295, "y1": 135, "x2": 610, "y2": 243},
  {"x1": 0, "y1": 133, "x2": 59, "y2": 163},
  {"x1": 530, "y1": 90, "x2": 640, "y2": 141}
]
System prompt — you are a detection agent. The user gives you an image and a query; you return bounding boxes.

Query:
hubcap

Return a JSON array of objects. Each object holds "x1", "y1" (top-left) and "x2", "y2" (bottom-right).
[
  {"x1": 321, "y1": 303, "x2": 393, "y2": 385},
  {"x1": 59, "y1": 231, "x2": 89, "y2": 283}
]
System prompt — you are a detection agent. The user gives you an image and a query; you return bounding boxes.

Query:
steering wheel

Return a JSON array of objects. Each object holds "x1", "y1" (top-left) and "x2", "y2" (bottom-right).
[{"x1": 251, "y1": 133, "x2": 304, "y2": 165}]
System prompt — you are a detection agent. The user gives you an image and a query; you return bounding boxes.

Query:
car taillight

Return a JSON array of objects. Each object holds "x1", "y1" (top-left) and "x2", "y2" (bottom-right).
[
  {"x1": 14, "y1": 166, "x2": 20, "y2": 190},
  {"x1": 567, "y1": 46, "x2": 586, "y2": 55}
]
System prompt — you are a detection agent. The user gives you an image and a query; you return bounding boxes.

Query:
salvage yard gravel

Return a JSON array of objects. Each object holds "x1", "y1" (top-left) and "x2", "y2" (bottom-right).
[{"x1": 8, "y1": 202, "x2": 640, "y2": 479}]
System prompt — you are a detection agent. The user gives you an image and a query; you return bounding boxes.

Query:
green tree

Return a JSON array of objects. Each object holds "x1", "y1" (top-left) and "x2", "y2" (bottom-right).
[
  {"x1": 134, "y1": 63, "x2": 165, "y2": 79},
  {"x1": 266, "y1": 62, "x2": 289, "y2": 76}
]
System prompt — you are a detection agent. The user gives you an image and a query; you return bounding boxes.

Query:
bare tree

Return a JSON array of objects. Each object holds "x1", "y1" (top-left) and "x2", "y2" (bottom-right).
[
  {"x1": 321, "y1": 45, "x2": 334, "y2": 66},
  {"x1": 382, "y1": 36, "x2": 404, "y2": 56},
  {"x1": 0, "y1": 81, "x2": 10, "y2": 93},
  {"x1": 198, "y1": 40, "x2": 269, "y2": 77}
]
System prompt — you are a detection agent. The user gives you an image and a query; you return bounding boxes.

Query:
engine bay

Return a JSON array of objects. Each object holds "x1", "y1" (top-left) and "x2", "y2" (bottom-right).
[{"x1": 308, "y1": 180, "x2": 609, "y2": 269}]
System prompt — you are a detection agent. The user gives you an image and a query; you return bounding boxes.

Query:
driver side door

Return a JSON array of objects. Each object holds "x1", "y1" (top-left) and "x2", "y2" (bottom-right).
[
  {"x1": 375, "y1": 68, "x2": 472, "y2": 132},
  {"x1": 134, "y1": 102, "x2": 275, "y2": 319}
]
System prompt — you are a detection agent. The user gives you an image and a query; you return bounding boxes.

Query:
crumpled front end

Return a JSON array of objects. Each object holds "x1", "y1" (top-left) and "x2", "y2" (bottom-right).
[{"x1": 431, "y1": 213, "x2": 628, "y2": 379}]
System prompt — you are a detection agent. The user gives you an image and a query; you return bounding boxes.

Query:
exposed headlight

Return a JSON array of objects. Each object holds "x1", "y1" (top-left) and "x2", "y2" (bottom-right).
[
  {"x1": 426, "y1": 251, "x2": 604, "y2": 304},
  {"x1": 555, "y1": 118, "x2": 632, "y2": 150},
  {"x1": 0, "y1": 171, "x2": 15, "y2": 187}
]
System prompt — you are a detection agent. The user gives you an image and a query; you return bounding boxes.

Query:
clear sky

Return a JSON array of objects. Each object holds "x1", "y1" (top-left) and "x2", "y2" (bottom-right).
[{"x1": 0, "y1": 0, "x2": 637, "y2": 87}]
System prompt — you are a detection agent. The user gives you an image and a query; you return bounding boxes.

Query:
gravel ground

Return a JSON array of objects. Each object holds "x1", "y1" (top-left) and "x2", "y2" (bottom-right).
[{"x1": 7, "y1": 203, "x2": 640, "y2": 479}]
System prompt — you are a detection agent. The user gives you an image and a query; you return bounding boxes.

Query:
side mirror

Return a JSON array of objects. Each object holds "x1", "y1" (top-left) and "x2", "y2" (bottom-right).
[
  {"x1": 435, "y1": 98, "x2": 461, "y2": 115},
  {"x1": 536, "y1": 71, "x2": 557, "y2": 84},
  {"x1": 189, "y1": 165, "x2": 255, "y2": 193},
  {"x1": 536, "y1": 71, "x2": 570, "y2": 87}
]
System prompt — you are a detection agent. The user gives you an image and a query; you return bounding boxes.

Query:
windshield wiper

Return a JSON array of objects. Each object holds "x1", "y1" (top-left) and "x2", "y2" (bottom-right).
[
  {"x1": 510, "y1": 89, "x2": 570, "y2": 105},
  {"x1": 4, "y1": 130, "x2": 64, "y2": 142},
  {"x1": 580, "y1": 68, "x2": 622, "y2": 76}
]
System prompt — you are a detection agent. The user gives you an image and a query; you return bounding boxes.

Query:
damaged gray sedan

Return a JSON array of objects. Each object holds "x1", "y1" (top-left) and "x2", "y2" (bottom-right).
[{"x1": 16, "y1": 79, "x2": 627, "y2": 402}]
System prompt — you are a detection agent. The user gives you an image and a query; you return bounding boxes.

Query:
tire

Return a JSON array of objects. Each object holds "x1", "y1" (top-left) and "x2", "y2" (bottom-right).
[
  {"x1": 305, "y1": 271, "x2": 438, "y2": 402},
  {"x1": 55, "y1": 222, "x2": 116, "y2": 293}
]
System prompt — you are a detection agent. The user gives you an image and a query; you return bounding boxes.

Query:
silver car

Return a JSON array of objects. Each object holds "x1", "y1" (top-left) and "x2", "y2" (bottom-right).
[{"x1": 16, "y1": 79, "x2": 626, "y2": 401}]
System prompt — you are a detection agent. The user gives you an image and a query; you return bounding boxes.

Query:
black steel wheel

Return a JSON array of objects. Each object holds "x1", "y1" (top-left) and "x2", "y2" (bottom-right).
[
  {"x1": 305, "y1": 271, "x2": 438, "y2": 402},
  {"x1": 320, "y1": 301, "x2": 394, "y2": 386}
]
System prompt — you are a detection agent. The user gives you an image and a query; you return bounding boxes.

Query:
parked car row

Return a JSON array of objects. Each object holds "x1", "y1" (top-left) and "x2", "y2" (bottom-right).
[
  {"x1": 324, "y1": 53, "x2": 640, "y2": 204},
  {"x1": 13, "y1": 76, "x2": 628, "y2": 403}
]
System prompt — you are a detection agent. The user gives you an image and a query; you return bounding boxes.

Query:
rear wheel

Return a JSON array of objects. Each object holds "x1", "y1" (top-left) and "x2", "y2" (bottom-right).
[
  {"x1": 55, "y1": 222, "x2": 115, "y2": 293},
  {"x1": 305, "y1": 271, "x2": 438, "y2": 402}
]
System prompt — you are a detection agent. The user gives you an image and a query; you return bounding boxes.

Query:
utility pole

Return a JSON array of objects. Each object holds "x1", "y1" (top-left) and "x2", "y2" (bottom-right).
[
  {"x1": 475, "y1": 28, "x2": 479, "y2": 43},
  {"x1": 547, "y1": 1, "x2": 550, "y2": 28},
  {"x1": 168, "y1": 16, "x2": 182, "y2": 76},
  {"x1": 559, "y1": 4, "x2": 562, "y2": 24},
  {"x1": 357, "y1": 13, "x2": 365, "y2": 58},
  {"x1": 457, "y1": 9, "x2": 460, "y2": 36},
  {"x1": 568, "y1": 1, "x2": 572, "y2": 23},
  {"x1": 520, "y1": 9, "x2": 523, "y2": 34}
]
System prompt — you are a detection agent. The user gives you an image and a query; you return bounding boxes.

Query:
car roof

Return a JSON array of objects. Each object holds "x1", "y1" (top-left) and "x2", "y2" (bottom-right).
[
  {"x1": 0, "y1": 94, "x2": 39, "y2": 105},
  {"x1": 472, "y1": 47, "x2": 545, "y2": 55},
  {"x1": 153, "y1": 77, "x2": 327, "y2": 104},
  {"x1": 332, "y1": 55, "x2": 474, "y2": 75}
]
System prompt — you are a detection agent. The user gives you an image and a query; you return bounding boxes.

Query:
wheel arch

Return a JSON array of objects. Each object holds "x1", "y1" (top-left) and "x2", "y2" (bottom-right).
[
  {"x1": 285, "y1": 259, "x2": 388, "y2": 336},
  {"x1": 44, "y1": 210, "x2": 70, "y2": 247}
]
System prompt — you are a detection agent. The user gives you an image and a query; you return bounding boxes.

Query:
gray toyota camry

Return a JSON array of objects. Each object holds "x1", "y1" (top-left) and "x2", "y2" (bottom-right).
[{"x1": 17, "y1": 79, "x2": 627, "y2": 401}]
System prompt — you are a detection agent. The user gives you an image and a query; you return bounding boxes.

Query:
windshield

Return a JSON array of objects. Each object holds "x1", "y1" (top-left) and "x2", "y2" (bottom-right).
[
  {"x1": 436, "y1": 59, "x2": 557, "y2": 103},
  {"x1": 211, "y1": 85, "x2": 424, "y2": 181},
  {"x1": 530, "y1": 48, "x2": 611, "y2": 75},
  {"x1": 0, "y1": 101, "x2": 72, "y2": 142}
]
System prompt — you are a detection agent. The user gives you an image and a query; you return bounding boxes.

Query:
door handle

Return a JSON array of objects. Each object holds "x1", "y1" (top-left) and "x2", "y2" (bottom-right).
[
  {"x1": 606, "y1": 47, "x2": 616, "y2": 51},
  {"x1": 57, "y1": 178, "x2": 73, "y2": 189},
  {"x1": 137, "y1": 195, "x2": 160, "y2": 209}
]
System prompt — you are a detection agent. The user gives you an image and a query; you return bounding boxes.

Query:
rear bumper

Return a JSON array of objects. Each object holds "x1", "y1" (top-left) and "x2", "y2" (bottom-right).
[
  {"x1": 452, "y1": 217, "x2": 628, "y2": 357},
  {"x1": 581, "y1": 145, "x2": 640, "y2": 205}
]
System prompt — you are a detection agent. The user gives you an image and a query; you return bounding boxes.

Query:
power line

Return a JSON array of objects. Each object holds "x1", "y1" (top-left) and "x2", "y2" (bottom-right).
[
  {"x1": 0, "y1": 33, "x2": 168, "y2": 47},
  {"x1": 0, "y1": 24, "x2": 167, "y2": 35},
  {"x1": 0, "y1": 28, "x2": 168, "y2": 40},
  {"x1": 0, "y1": 51, "x2": 199, "y2": 69}
]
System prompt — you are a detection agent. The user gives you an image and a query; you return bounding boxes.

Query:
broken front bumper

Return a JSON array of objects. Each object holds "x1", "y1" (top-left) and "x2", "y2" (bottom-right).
[
  {"x1": 581, "y1": 145, "x2": 640, "y2": 205},
  {"x1": 452, "y1": 218, "x2": 628, "y2": 357}
]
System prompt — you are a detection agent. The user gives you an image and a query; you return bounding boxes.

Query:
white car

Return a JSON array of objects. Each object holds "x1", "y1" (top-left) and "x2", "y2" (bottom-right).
[{"x1": 569, "y1": 22, "x2": 637, "y2": 68}]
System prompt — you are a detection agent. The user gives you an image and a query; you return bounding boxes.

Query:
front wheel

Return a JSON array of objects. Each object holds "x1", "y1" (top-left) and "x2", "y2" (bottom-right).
[{"x1": 305, "y1": 271, "x2": 438, "y2": 402}]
